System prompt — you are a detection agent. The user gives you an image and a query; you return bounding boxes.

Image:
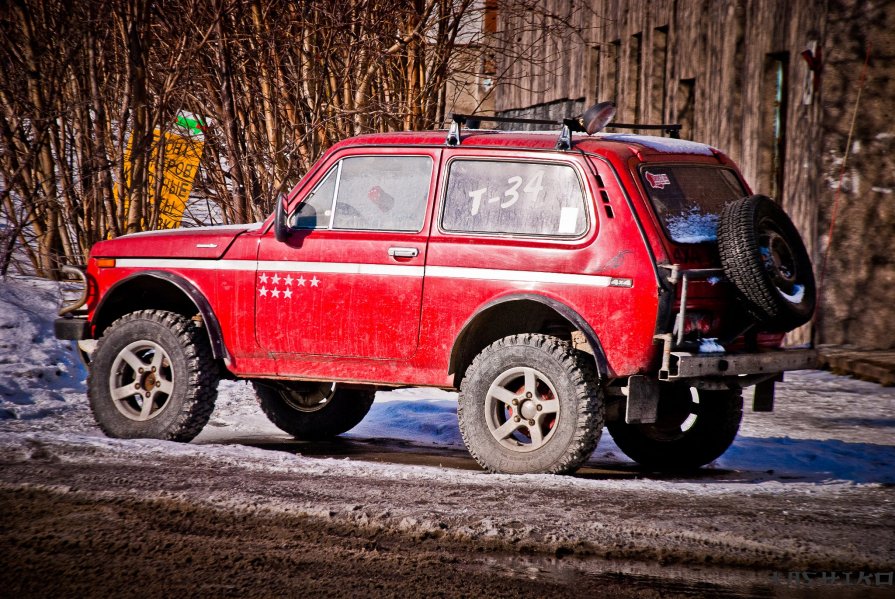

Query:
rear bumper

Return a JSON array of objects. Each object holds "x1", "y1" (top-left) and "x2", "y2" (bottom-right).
[
  {"x1": 660, "y1": 348, "x2": 817, "y2": 380},
  {"x1": 55, "y1": 317, "x2": 89, "y2": 340}
]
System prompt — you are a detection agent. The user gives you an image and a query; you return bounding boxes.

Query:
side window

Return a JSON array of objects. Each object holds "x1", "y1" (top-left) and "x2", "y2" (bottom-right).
[
  {"x1": 290, "y1": 155, "x2": 432, "y2": 232},
  {"x1": 441, "y1": 160, "x2": 587, "y2": 237},
  {"x1": 291, "y1": 165, "x2": 338, "y2": 229},
  {"x1": 332, "y1": 156, "x2": 432, "y2": 232}
]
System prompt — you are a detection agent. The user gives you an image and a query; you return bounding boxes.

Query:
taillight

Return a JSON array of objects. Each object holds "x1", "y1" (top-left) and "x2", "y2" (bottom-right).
[{"x1": 681, "y1": 311, "x2": 720, "y2": 337}]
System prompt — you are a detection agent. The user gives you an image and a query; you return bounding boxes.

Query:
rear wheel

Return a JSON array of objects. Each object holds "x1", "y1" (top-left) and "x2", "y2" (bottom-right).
[
  {"x1": 458, "y1": 334, "x2": 603, "y2": 474},
  {"x1": 607, "y1": 385, "x2": 742, "y2": 471},
  {"x1": 253, "y1": 381, "x2": 374, "y2": 440}
]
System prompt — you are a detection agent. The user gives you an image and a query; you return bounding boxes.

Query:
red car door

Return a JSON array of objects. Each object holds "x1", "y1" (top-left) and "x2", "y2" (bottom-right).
[{"x1": 255, "y1": 147, "x2": 439, "y2": 361}]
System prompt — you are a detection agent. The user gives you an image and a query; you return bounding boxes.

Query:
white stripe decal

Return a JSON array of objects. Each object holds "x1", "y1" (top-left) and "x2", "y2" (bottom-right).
[
  {"x1": 117, "y1": 258, "x2": 249, "y2": 271},
  {"x1": 116, "y1": 258, "x2": 424, "y2": 278},
  {"x1": 115, "y1": 258, "x2": 622, "y2": 288},
  {"x1": 425, "y1": 266, "x2": 613, "y2": 288},
  {"x1": 258, "y1": 260, "x2": 425, "y2": 277}
]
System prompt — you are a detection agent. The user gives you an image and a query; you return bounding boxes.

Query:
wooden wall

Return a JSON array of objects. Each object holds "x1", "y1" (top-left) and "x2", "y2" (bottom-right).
[
  {"x1": 497, "y1": 2, "x2": 826, "y2": 251},
  {"x1": 816, "y1": 0, "x2": 895, "y2": 349},
  {"x1": 495, "y1": 1, "x2": 593, "y2": 111},
  {"x1": 495, "y1": 0, "x2": 895, "y2": 348}
]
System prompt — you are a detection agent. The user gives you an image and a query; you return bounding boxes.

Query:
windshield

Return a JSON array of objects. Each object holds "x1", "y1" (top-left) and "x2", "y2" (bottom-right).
[{"x1": 639, "y1": 165, "x2": 747, "y2": 244}]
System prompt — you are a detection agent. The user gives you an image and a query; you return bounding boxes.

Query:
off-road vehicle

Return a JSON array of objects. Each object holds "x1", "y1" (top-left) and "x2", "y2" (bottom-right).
[{"x1": 56, "y1": 104, "x2": 817, "y2": 474}]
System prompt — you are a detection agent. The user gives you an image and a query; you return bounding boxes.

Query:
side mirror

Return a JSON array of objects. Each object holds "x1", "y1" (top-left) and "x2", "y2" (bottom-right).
[{"x1": 274, "y1": 195, "x2": 289, "y2": 242}]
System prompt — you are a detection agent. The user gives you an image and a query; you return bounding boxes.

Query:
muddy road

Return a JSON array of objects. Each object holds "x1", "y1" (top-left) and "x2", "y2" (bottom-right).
[{"x1": 2, "y1": 430, "x2": 893, "y2": 598}]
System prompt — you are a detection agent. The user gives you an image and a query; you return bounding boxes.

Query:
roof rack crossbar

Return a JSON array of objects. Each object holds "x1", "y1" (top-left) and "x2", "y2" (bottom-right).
[
  {"x1": 452, "y1": 113, "x2": 582, "y2": 128},
  {"x1": 605, "y1": 122, "x2": 682, "y2": 138},
  {"x1": 446, "y1": 113, "x2": 682, "y2": 147}
]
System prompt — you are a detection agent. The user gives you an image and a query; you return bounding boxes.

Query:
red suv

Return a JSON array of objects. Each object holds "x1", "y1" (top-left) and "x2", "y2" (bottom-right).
[{"x1": 56, "y1": 109, "x2": 817, "y2": 474}]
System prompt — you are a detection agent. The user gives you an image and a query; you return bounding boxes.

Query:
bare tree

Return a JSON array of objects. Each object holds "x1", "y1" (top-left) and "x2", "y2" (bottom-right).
[{"x1": 0, "y1": 0, "x2": 597, "y2": 277}]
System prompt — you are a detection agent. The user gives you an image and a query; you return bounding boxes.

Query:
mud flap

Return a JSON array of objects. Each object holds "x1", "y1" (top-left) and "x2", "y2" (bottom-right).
[
  {"x1": 752, "y1": 377, "x2": 777, "y2": 412},
  {"x1": 624, "y1": 375, "x2": 660, "y2": 424}
]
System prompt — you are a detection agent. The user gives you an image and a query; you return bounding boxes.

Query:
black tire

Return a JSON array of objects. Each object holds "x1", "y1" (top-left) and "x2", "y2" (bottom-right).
[
  {"x1": 457, "y1": 334, "x2": 603, "y2": 475},
  {"x1": 87, "y1": 310, "x2": 219, "y2": 441},
  {"x1": 253, "y1": 381, "x2": 374, "y2": 440},
  {"x1": 717, "y1": 194, "x2": 816, "y2": 331},
  {"x1": 607, "y1": 385, "x2": 742, "y2": 471}
]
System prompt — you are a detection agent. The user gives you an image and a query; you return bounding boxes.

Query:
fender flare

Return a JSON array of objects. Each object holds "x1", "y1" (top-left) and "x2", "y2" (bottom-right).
[
  {"x1": 93, "y1": 270, "x2": 228, "y2": 361},
  {"x1": 449, "y1": 293, "x2": 612, "y2": 380}
]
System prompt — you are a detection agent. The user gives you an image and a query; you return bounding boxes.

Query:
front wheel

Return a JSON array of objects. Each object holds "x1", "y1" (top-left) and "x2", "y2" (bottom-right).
[
  {"x1": 87, "y1": 310, "x2": 219, "y2": 441},
  {"x1": 253, "y1": 381, "x2": 374, "y2": 440},
  {"x1": 458, "y1": 334, "x2": 603, "y2": 475},
  {"x1": 607, "y1": 385, "x2": 742, "y2": 471}
]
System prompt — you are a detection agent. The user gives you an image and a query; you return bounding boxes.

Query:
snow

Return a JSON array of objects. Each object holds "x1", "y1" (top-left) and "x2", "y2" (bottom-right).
[
  {"x1": 698, "y1": 338, "x2": 726, "y2": 353},
  {"x1": 664, "y1": 208, "x2": 719, "y2": 243},
  {"x1": 350, "y1": 387, "x2": 463, "y2": 446},
  {"x1": 2, "y1": 275, "x2": 895, "y2": 491},
  {"x1": 596, "y1": 133, "x2": 716, "y2": 156},
  {"x1": 781, "y1": 284, "x2": 806, "y2": 303},
  {"x1": 0, "y1": 277, "x2": 86, "y2": 421},
  {"x1": 355, "y1": 381, "x2": 895, "y2": 485}
]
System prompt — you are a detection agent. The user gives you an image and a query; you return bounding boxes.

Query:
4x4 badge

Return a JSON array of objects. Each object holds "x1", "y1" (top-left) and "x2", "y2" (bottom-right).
[{"x1": 645, "y1": 171, "x2": 671, "y2": 189}]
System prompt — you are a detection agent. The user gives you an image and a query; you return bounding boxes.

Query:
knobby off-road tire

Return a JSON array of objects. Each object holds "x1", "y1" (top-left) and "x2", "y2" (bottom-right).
[
  {"x1": 717, "y1": 194, "x2": 816, "y2": 332},
  {"x1": 87, "y1": 310, "x2": 219, "y2": 441},
  {"x1": 253, "y1": 381, "x2": 375, "y2": 440},
  {"x1": 607, "y1": 385, "x2": 742, "y2": 471},
  {"x1": 458, "y1": 334, "x2": 603, "y2": 475}
]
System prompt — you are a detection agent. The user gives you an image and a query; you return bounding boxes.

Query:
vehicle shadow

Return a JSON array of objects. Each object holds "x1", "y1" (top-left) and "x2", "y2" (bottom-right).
[
  {"x1": 242, "y1": 436, "x2": 485, "y2": 472},
  {"x1": 221, "y1": 399, "x2": 895, "y2": 486},
  {"x1": 233, "y1": 433, "x2": 895, "y2": 486}
]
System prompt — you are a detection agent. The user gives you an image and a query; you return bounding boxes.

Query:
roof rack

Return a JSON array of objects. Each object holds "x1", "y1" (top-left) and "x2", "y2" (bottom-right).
[{"x1": 446, "y1": 112, "x2": 682, "y2": 150}]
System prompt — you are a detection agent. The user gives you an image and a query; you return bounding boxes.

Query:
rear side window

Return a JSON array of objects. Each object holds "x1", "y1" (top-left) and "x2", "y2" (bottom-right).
[
  {"x1": 441, "y1": 160, "x2": 587, "y2": 237},
  {"x1": 640, "y1": 165, "x2": 746, "y2": 243},
  {"x1": 291, "y1": 155, "x2": 432, "y2": 232}
]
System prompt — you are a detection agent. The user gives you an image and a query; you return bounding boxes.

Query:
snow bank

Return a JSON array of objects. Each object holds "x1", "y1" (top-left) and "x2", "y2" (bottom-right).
[
  {"x1": 349, "y1": 387, "x2": 464, "y2": 446},
  {"x1": 0, "y1": 277, "x2": 86, "y2": 421}
]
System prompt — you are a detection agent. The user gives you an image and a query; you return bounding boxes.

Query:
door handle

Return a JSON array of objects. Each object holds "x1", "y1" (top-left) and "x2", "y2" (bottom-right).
[{"x1": 388, "y1": 247, "x2": 419, "y2": 258}]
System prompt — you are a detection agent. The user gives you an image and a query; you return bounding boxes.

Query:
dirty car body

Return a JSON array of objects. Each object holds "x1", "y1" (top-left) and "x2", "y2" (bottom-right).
[{"x1": 56, "y1": 124, "x2": 817, "y2": 475}]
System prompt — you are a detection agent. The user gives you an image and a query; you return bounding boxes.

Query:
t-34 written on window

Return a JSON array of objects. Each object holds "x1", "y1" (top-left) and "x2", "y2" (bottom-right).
[{"x1": 442, "y1": 160, "x2": 587, "y2": 237}]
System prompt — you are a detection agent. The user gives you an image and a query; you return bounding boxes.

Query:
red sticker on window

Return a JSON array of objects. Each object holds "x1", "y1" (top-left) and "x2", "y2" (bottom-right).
[{"x1": 645, "y1": 171, "x2": 671, "y2": 189}]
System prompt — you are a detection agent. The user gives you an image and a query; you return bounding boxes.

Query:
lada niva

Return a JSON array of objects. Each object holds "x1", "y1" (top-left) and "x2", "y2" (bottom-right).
[{"x1": 56, "y1": 105, "x2": 817, "y2": 474}]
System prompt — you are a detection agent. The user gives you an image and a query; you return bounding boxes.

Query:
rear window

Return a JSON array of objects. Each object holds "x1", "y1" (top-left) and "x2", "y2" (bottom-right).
[
  {"x1": 639, "y1": 165, "x2": 746, "y2": 243},
  {"x1": 442, "y1": 160, "x2": 587, "y2": 237}
]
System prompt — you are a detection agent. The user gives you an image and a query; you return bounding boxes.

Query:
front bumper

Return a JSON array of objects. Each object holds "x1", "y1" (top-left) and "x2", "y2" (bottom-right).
[
  {"x1": 55, "y1": 317, "x2": 89, "y2": 340},
  {"x1": 660, "y1": 348, "x2": 817, "y2": 380}
]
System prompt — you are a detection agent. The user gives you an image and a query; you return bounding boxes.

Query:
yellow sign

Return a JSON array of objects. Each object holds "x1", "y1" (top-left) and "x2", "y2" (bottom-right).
[
  {"x1": 118, "y1": 127, "x2": 204, "y2": 229},
  {"x1": 148, "y1": 130, "x2": 204, "y2": 229}
]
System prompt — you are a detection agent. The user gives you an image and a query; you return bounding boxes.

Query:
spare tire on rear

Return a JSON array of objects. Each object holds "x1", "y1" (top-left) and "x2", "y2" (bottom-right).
[{"x1": 717, "y1": 195, "x2": 816, "y2": 332}]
